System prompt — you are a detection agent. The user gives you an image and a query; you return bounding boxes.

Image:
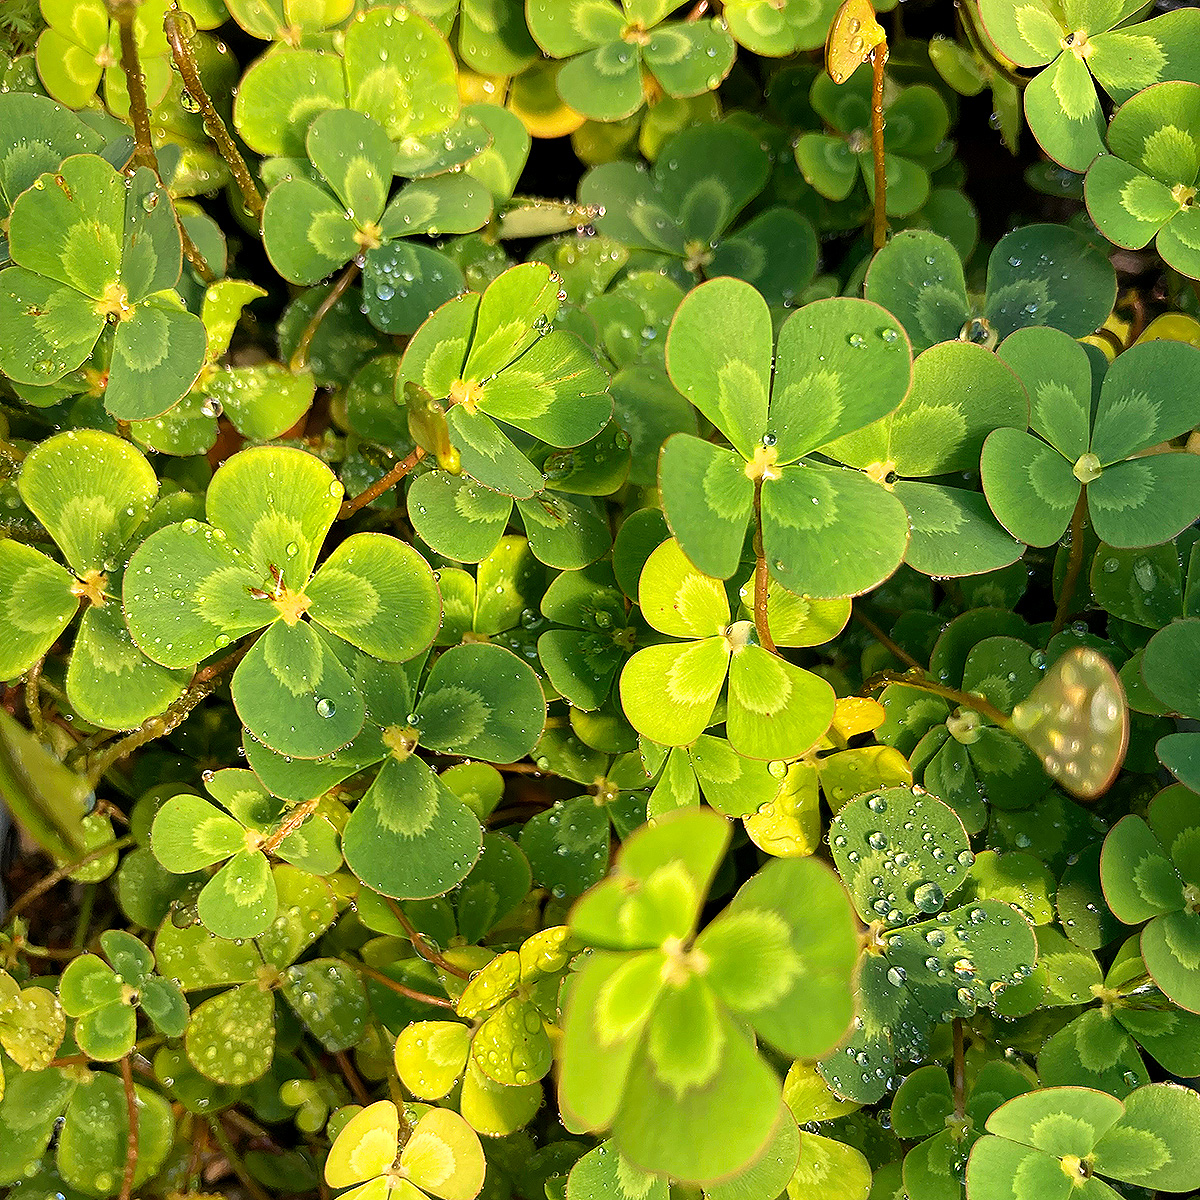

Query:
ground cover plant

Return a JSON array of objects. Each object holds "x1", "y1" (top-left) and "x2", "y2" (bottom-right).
[{"x1": 3, "y1": 1, "x2": 1200, "y2": 1198}]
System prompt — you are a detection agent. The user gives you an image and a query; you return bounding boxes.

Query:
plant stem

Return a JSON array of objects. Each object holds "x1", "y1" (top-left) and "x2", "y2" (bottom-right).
[
  {"x1": 335, "y1": 1050, "x2": 372, "y2": 1106},
  {"x1": 9, "y1": 835, "x2": 135, "y2": 917},
  {"x1": 385, "y1": 897, "x2": 470, "y2": 978},
  {"x1": 853, "y1": 606, "x2": 923, "y2": 671},
  {"x1": 85, "y1": 667, "x2": 229, "y2": 790},
  {"x1": 109, "y1": 1, "x2": 158, "y2": 173},
  {"x1": 339, "y1": 446, "x2": 425, "y2": 519},
  {"x1": 164, "y1": 6, "x2": 264, "y2": 223},
  {"x1": 1052, "y1": 488, "x2": 1088, "y2": 636},
  {"x1": 870, "y1": 45, "x2": 888, "y2": 250},
  {"x1": 259, "y1": 796, "x2": 320, "y2": 856},
  {"x1": 119, "y1": 1055, "x2": 139, "y2": 1200},
  {"x1": 71, "y1": 884, "x2": 96, "y2": 950},
  {"x1": 207, "y1": 1118, "x2": 274, "y2": 1200},
  {"x1": 289, "y1": 262, "x2": 360, "y2": 374},
  {"x1": 751, "y1": 479, "x2": 776, "y2": 652},
  {"x1": 952, "y1": 1018, "x2": 966, "y2": 1119},
  {"x1": 25, "y1": 656, "x2": 46, "y2": 742},
  {"x1": 863, "y1": 671, "x2": 1010, "y2": 728},
  {"x1": 179, "y1": 222, "x2": 218, "y2": 285},
  {"x1": 353, "y1": 960, "x2": 456, "y2": 1009}
]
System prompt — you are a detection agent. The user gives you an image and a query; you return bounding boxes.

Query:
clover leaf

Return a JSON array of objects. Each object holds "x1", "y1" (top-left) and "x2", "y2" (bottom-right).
[
  {"x1": 526, "y1": 0, "x2": 735, "y2": 123},
  {"x1": 660, "y1": 276, "x2": 913, "y2": 596},
  {"x1": 979, "y1": 0, "x2": 1200, "y2": 171},
  {"x1": 1035, "y1": 934, "x2": 1200, "y2": 1095},
  {"x1": 723, "y1": 0, "x2": 844, "y2": 56},
  {"x1": 0, "y1": 156, "x2": 207, "y2": 419},
  {"x1": 397, "y1": 925, "x2": 570, "y2": 1101},
  {"x1": 1141, "y1": 616, "x2": 1200, "y2": 789},
  {"x1": 797, "y1": 65, "x2": 950, "y2": 218},
  {"x1": 58, "y1": 929, "x2": 187, "y2": 1061},
  {"x1": 1085, "y1": 81, "x2": 1200, "y2": 282},
  {"x1": 580, "y1": 121, "x2": 818, "y2": 307},
  {"x1": 559, "y1": 806, "x2": 858, "y2": 1183},
  {"x1": 877, "y1": 631, "x2": 1049, "y2": 833},
  {"x1": 619, "y1": 539, "x2": 836, "y2": 760},
  {"x1": 223, "y1": 0, "x2": 354, "y2": 45},
  {"x1": 967, "y1": 1083, "x2": 1200, "y2": 1199},
  {"x1": 35, "y1": 0, "x2": 172, "y2": 115},
  {"x1": 0, "y1": 429, "x2": 192, "y2": 729},
  {"x1": 152, "y1": 868, "x2": 347, "y2": 1084},
  {"x1": 891, "y1": 1061, "x2": 1031, "y2": 1200},
  {"x1": 150, "y1": 768, "x2": 341, "y2": 939},
  {"x1": 233, "y1": 5, "x2": 470, "y2": 175},
  {"x1": 130, "y1": 279, "x2": 315, "y2": 455},
  {"x1": 0, "y1": 969, "x2": 65, "y2": 1074},
  {"x1": 247, "y1": 638, "x2": 544, "y2": 900},
  {"x1": 981, "y1": 327, "x2": 1200, "y2": 550},
  {"x1": 262, "y1": 108, "x2": 492, "y2": 334},
  {"x1": 325, "y1": 1101, "x2": 487, "y2": 1200},
  {"x1": 824, "y1": 340, "x2": 1028, "y2": 578},
  {"x1": 1100, "y1": 783, "x2": 1200, "y2": 1012},
  {"x1": 818, "y1": 787, "x2": 1038, "y2": 1104},
  {"x1": 123, "y1": 445, "x2": 441, "y2": 757},
  {"x1": 865, "y1": 225, "x2": 1118, "y2": 354},
  {"x1": 412, "y1": 0, "x2": 539, "y2": 75}
]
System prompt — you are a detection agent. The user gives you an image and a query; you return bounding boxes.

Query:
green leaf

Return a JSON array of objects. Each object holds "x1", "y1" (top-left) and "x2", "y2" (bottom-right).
[
  {"x1": 282, "y1": 959, "x2": 368, "y2": 1051},
  {"x1": 726, "y1": 644, "x2": 836, "y2": 761},
  {"x1": 417, "y1": 642, "x2": 545, "y2": 761},
  {"x1": 307, "y1": 532, "x2": 441, "y2": 661},
  {"x1": 262, "y1": 177, "x2": 358, "y2": 284},
  {"x1": 665, "y1": 276, "x2": 772, "y2": 455},
  {"x1": 151, "y1": 792, "x2": 245, "y2": 873},
  {"x1": 408, "y1": 470, "x2": 512, "y2": 564},
  {"x1": 342, "y1": 755, "x2": 483, "y2": 899},
  {"x1": 198, "y1": 849, "x2": 278, "y2": 939},
  {"x1": 1023, "y1": 52, "x2": 1107, "y2": 173},
  {"x1": 57, "y1": 1072, "x2": 174, "y2": 1197},
  {"x1": 0, "y1": 267, "x2": 105, "y2": 385},
  {"x1": 760, "y1": 463, "x2": 910, "y2": 599},
  {"x1": 699, "y1": 855, "x2": 857, "y2": 1057},
  {"x1": 185, "y1": 982, "x2": 275, "y2": 1085},
  {"x1": 0, "y1": 541, "x2": 77, "y2": 679},
  {"x1": 981, "y1": 427, "x2": 1079, "y2": 548},
  {"x1": 864, "y1": 230, "x2": 970, "y2": 354},
  {"x1": 620, "y1": 638, "x2": 728, "y2": 748},
  {"x1": 231, "y1": 621, "x2": 366, "y2": 758},
  {"x1": 19, "y1": 429, "x2": 157, "y2": 576},
  {"x1": 1089, "y1": 454, "x2": 1200, "y2": 548},
  {"x1": 66, "y1": 603, "x2": 190, "y2": 730}
]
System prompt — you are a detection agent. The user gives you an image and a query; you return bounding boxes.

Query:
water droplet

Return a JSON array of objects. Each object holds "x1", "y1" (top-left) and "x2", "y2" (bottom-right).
[{"x1": 316, "y1": 698, "x2": 336, "y2": 718}]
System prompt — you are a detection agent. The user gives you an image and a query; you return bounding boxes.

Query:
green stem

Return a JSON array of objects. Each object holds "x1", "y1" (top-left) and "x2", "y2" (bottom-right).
[
  {"x1": 9, "y1": 836, "x2": 136, "y2": 917},
  {"x1": 853, "y1": 606, "x2": 923, "y2": 671},
  {"x1": 24, "y1": 656, "x2": 47, "y2": 742},
  {"x1": 289, "y1": 261, "x2": 360, "y2": 373},
  {"x1": 751, "y1": 479, "x2": 776, "y2": 653},
  {"x1": 1052, "y1": 488, "x2": 1088, "y2": 636},
  {"x1": 952, "y1": 1018, "x2": 966, "y2": 1119}
]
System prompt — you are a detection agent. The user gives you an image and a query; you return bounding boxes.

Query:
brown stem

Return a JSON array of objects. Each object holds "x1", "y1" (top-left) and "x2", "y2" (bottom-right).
[
  {"x1": 335, "y1": 1050, "x2": 372, "y2": 1106},
  {"x1": 85, "y1": 658, "x2": 237, "y2": 789},
  {"x1": 259, "y1": 796, "x2": 319, "y2": 856},
  {"x1": 191, "y1": 639, "x2": 256, "y2": 687},
  {"x1": 25, "y1": 656, "x2": 47, "y2": 742},
  {"x1": 179, "y1": 222, "x2": 218, "y2": 285},
  {"x1": 164, "y1": 7, "x2": 264, "y2": 223},
  {"x1": 119, "y1": 1056, "x2": 139, "y2": 1200},
  {"x1": 385, "y1": 897, "x2": 470, "y2": 978},
  {"x1": 751, "y1": 479, "x2": 776, "y2": 653},
  {"x1": 952, "y1": 1018, "x2": 966, "y2": 1119},
  {"x1": 863, "y1": 671, "x2": 1010, "y2": 728},
  {"x1": 1053, "y1": 488, "x2": 1088, "y2": 636},
  {"x1": 339, "y1": 446, "x2": 425, "y2": 519},
  {"x1": 207, "y1": 1118, "x2": 274, "y2": 1200},
  {"x1": 870, "y1": 45, "x2": 888, "y2": 251},
  {"x1": 186, "y1": 1119, "x2": 207, "y2": 1196},
  {"x1": 110, "y1": 1, "x2": 158, "y2": 173},
  {"x1": 9, "y1": 835, "x2": 136, "y2": 917},
  {"x1": 353, "y1": 961, "x2": 456, "y2": 1009},
  {"x1": 289, "y1": 262, "x2": 360, "y2": 374},
  {"x1": 853, "y1": 606, "x2": 924, "y2": 672}
]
